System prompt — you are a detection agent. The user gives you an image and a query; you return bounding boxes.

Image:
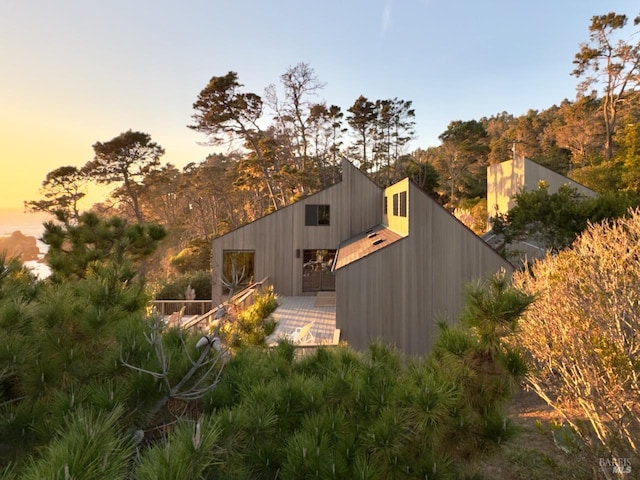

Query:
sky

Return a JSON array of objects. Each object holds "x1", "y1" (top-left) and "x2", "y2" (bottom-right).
[{"x1": 1, "y1": 0, "x2": 635, "y2": 222}]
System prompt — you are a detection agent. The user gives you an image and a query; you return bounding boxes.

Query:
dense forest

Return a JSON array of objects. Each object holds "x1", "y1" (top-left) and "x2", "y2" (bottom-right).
[{"x1": 2, "y1": 11, "x2": 638, "y2": 478}]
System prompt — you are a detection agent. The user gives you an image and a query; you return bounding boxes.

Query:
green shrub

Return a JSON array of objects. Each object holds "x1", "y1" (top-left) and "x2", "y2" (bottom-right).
[
  {"x1": 0, "y1": 269, "x2": 531, "y2": 479},
  {"x1": 219, "y1": 286, "x2": 278, "y2": 348},
  {"x1": 154, "y1": 270, "x2": 211, "y2": 300},
  {"x1": 134, "y1": 416, "x2": 223, "y2": 480},
  {"x1": 169, "y1": 237, "x2": 212, "y2": 274},
  {"x1": 17, "y1": 407, "x2": 132, "y2": 480}
]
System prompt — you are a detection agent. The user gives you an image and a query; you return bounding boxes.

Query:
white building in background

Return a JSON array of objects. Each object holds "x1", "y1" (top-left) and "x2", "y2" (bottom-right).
[
  {"x1": 487, "y1": 156, "x2": 597, "y2": 218},
  {"x1": 485, "y1": 156, "x2": 598, "y2": 261}
]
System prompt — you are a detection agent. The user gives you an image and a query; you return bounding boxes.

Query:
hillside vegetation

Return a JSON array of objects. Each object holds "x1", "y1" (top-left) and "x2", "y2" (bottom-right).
[{"x1": 0, "y1": 237, "x2": 535, "y2": 479}]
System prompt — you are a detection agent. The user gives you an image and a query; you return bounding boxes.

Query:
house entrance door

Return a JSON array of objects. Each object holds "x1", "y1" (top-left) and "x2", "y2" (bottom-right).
[{"x1": 302, "y1": 249, "x2": 336, "y2": 292}]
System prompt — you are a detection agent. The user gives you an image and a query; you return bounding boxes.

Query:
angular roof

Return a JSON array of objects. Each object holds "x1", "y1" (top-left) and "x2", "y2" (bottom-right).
[{"x1": 333, "y1": 224, "x2": 405, "y2": 270}]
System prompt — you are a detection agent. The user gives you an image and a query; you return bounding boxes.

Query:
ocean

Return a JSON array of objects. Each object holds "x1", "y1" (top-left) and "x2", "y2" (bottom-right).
[{"x1": 0, "y1": 213, "x2": 51, "y2": 279}]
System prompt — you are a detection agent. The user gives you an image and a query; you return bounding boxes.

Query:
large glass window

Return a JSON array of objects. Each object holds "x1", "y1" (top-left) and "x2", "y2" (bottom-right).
[
  {"x1": 305, "y1": 204, "x2": 330, "y2": 226},
  {"x1": 302, "y1": 249, "x2": 336, "y2": 292},
  {"x1": 222, "y1": 250, "x2": 254, "y2": 295}
]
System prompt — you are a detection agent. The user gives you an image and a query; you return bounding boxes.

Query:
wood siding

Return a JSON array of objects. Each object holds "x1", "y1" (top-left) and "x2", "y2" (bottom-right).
[
  {"x1": 212, "y1": 160, "x2": 382, "y2": 302},
  {"x1": 336, "y1": 181, "x2": 513, "y2": 355},
  {"x1": 487, "y1": 156, "x2": 597, "y2": 217}
]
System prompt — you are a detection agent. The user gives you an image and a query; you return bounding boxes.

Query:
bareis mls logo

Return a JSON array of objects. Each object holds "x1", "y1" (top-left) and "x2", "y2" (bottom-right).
[{"x1": 599, "y1": 458, "x2": 632, "y2": 475}]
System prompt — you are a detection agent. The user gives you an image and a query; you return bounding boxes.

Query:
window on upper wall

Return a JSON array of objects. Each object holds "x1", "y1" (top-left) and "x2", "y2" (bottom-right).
[
  {"x1": 383, "y1": 196, "x2": 388, "y2": 214},
  {"x1": 399, "y1": 191, "x2": 407, "y2": 217},
  {"x1": 391, "y1": 191, "x2": 407, "y2": 217},
  {"x1": 305, "y1": 204, "x2": 330, "y2": 226}
]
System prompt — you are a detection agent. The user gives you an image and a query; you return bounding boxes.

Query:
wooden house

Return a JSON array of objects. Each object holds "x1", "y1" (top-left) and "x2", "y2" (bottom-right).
[{"x1": 212, "y1": 159, "x2": 512, "y2": 354}]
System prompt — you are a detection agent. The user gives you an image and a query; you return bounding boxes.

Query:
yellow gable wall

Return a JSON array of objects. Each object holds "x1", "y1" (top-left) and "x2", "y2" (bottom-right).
[
  {"x1": 487, "y1": 158, "x2": 522, "y2": 217},
  {"x1": 382, "y1": 178, "x2": 410, "y2": 236}
]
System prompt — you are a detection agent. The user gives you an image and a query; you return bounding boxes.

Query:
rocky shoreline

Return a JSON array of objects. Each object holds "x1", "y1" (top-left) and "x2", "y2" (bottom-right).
[{"x1": 0, "y1": 231, "x2": 41, "y2": 262}]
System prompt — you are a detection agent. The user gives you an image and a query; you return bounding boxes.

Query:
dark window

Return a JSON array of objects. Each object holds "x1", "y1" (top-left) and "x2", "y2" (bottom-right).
[
  {"x1": 383, "y1": 196, "x2": 388, "y2": 214},
  {"x1": 399, "y1": 191, "x2": 407, "y2": 217},
  {"x1": 305, "y1": 204, "x2": 330, "y2": 226},
  {"x1": 392, "y1": 194, "x2": 399, "y2": 216}
]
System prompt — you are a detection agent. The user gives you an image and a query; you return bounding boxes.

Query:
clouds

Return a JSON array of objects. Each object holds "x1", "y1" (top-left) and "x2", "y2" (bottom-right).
[{"x1": 381, "y1": 0, "x2": 392, "y2": 35}]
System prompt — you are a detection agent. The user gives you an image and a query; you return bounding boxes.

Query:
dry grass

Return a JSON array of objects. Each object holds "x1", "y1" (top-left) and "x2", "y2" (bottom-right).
[{"x1": 465, "y1": 386, "x2": 606, "y2": 480}]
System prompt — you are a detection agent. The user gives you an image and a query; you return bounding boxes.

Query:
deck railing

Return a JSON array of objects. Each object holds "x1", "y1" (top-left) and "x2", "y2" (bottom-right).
[
  {"x1": 150, "y1": 300, "x2": 213, "y2": 317},
  {"x1": 229, "y1": 276, "x2": 271, "y2": 311},
  {"x1": 177, "y1": 276, "x2": 272, "y2": 331}
]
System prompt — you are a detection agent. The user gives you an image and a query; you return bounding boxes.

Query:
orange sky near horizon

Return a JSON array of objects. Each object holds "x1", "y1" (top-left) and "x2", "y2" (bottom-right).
[
  {"x1": 0, "y1": 209, "x2": 50, "y2": 229},
  {"x1": 0, "y1": 114, "x2": 96, "y2": 214},
  {"x1": 0, "y1": 108, "x2": 207, "y2": 219}
]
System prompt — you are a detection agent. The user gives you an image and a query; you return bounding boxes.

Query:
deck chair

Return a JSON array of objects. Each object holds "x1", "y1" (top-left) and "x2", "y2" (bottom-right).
[
  {"x1": 292, "y1": 322, "x2": 315, "y2": 345},
  {"x1": 166, "y1": 306, "x2": 186, "y2": 327}
]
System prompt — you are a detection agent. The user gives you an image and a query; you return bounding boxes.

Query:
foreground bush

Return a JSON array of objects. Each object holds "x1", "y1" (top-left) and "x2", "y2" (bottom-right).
[
  {"x1": 216, "y1": 286, "x2": 278, "y2": 348},
  {"x1": 201, "y1": 272, "x2": 530, "y2": 479},
  {"x1": 513, "y1": 209, "x2": 640, "y2": 464},
  {"x1": 0, "y1": 271, "x2": 529, "y2": 479}
]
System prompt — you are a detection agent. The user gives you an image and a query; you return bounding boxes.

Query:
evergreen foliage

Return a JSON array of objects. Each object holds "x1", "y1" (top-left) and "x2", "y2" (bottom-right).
[
  {"x1": 24, "y1": 165, "x2": 87, "y2": 224},
  {"x1": 42, "y1": 212, "x2": 166, "y2": 282},
  {"x1": 16, "y1": 407, "x2": 133, "y2": 480},
  {"x1": 217, "y1": 287, "x2": 279, "y2": 348},
  {"x1": 0, "y1": 262, "x2": 155, "y2": 467},
  {"x1": 134, "y1": 416, "x2": 223, "y2": 480},
  {"x1": 169, "y1": 237, "x2": 212, "y2": 273},
  {"x1": 492, "y1": 183, "x2": 640, "y2": 253},
  {"x1": 0, "y1": 261, "x2": 530, "y2": 478},
  {"x1": 85, "y1": 130, "x2": 165, "y2": 224}
]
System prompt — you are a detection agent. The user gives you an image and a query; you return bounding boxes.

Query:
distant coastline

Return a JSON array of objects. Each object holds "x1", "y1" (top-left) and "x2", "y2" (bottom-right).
[
  {"x1": 0, "y1": 215, "x2": 48, "y2": 253},
  {"x1": 0, "y1": 211, "x2": 51, "y2": 278}
]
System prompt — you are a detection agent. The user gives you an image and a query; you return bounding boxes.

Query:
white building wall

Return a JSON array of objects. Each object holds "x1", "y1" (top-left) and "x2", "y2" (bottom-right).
[{"x1": 487, "y1": 156, "x2": 597, "y2": 218}]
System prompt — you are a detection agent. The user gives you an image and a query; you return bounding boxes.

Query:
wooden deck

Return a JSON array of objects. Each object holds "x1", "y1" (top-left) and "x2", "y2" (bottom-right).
[
  {"x1": 161, "y1": 314, "x2": 200, "y2": 328},
  {"x1": 267, "y1": 292, "x2": 339, "y2": 346}
]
